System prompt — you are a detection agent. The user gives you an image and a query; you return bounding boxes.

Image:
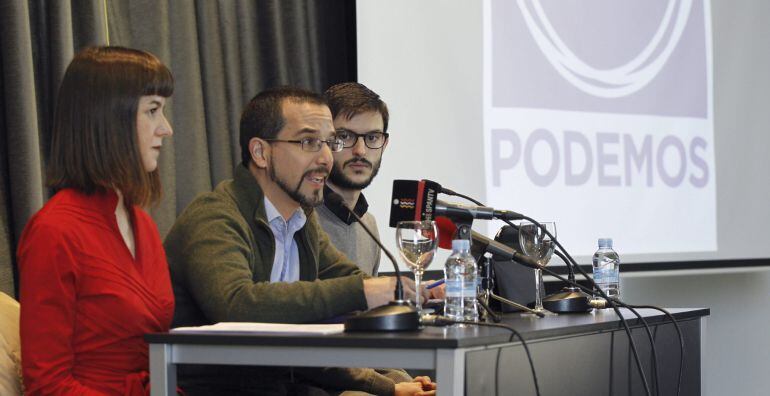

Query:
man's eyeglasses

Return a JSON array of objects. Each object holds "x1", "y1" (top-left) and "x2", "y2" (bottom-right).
[
  {"x1": 336, "y1": 130, "x2": 389, "y2": 149},
  {"x1": 264, "y1": 137, "x2": 344, "y2": 153}
]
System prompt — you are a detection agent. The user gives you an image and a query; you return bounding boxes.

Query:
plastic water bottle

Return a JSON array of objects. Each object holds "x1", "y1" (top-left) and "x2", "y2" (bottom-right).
[
  {"x1": 444, "y1": 239, "x2": 479, "y2": 322},
  {"x1": 592, "y1": 238, "x2": 620, "y2": 299}
]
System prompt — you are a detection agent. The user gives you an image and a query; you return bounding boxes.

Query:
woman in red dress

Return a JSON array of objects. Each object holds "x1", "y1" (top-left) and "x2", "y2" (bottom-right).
[{"x1": 17, "y1": 46, "x2": 175, "y2": 395}]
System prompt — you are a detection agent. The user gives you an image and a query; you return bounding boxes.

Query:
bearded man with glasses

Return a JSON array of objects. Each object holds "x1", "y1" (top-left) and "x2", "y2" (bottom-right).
[
  {"x1": 164, "y1": 86, "x2": 435, "y2": 395},
  {"x1": 315, "y1": 82, "x2": 393, "y2": 277}
]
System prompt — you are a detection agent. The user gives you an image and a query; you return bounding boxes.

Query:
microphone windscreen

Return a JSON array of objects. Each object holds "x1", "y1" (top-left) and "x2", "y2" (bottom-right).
[{"x1": 435, "y1": 216, "x2": 457, "y2": 249}]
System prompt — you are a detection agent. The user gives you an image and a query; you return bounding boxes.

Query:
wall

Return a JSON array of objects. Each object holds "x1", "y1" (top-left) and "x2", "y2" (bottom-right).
[{"x1": 622, "y1": 269, "x2": 770, "y2": 396}]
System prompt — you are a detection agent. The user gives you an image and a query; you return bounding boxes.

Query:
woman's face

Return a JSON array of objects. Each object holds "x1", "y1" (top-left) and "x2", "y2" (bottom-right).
[{"x1": 136, "y1": 95, "x2": 173, "y2": 172}]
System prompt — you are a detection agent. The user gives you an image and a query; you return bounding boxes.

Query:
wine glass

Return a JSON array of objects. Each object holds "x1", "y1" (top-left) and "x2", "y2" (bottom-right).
[
  {"x1": 395, "y1": 220, "x2": 438, "y2": 313},
  {"x1": 518, "y1": 221, "x2": 556, "y2": 315}
]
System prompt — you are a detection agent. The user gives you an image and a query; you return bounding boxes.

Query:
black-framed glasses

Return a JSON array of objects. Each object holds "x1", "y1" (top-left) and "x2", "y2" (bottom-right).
[
  {"x1": 264, "y1": 137, "x2": 344, "y2": 153},
  {"x1": 335, "y1": 130, "x2": 389, "y2": 149}
]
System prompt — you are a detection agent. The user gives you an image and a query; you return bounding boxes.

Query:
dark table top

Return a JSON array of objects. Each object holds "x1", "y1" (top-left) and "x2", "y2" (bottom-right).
[{"x1": 145, "y1": 308, "x2": 709, "y2": 349}]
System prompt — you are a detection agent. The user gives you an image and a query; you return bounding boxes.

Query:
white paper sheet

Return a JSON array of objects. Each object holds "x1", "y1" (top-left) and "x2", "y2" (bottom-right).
[{"x1": 171, "y1": 322, "x2": 345, "y2": 335}]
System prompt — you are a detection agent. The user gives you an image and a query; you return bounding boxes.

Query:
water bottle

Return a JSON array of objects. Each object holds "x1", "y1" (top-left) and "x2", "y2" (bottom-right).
[
  {"x1": 444, "y1": 239, "x2": 479, "y2": 322},
  {"x1": 592, "y1": 238, "x2": 620, "y2": 299}
]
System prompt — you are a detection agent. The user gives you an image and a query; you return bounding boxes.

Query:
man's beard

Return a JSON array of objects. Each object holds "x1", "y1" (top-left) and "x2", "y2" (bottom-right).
[
  {"x1": 328, "y1": 156, "x2": 382, "y2": 190},
  {"x1": 269, "y1": 157, "x2": 326, "y2": 207}
]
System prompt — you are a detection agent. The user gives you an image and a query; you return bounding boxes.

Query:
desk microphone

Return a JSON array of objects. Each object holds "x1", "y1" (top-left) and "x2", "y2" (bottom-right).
[{"x1": 325, "y1": 192, "x2": 420, "y2": 332}]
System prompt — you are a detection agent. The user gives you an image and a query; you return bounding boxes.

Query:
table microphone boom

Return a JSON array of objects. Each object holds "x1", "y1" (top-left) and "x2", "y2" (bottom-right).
[{"x1": 325, "y1": 192, "x2": 421, "y2": 332}]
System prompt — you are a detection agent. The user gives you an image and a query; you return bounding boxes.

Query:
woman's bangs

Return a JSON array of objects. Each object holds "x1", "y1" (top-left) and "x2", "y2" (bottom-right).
[{"x1": 142, "y1": 62, "x2": 174, "y2": 98}]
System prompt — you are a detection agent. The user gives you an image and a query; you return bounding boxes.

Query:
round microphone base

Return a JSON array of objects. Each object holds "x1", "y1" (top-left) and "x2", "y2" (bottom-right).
[
  {"x1": 344, "y1": 300, "x2": 421, "y2": 332},
  {"x1": 542, "y1": 287, "x2": 593, "y2": 313}
]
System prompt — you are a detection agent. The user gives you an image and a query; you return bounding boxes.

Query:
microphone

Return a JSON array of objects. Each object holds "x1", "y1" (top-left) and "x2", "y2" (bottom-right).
[
  {"x1": 389, "y1": 180, "x2": 523, "y2": 226},
  {"x1": 436, "y1": 200, "x2": 523, "y2": 221},
  {"x1": 434, "y1": 216, "x2": 541, "y2": 270},
  {"x1": 422, "y1": 179, "x2": 524, "y2": 220},
  {"x1": 325, "y1": 192, "x2": 420, "y2": 332}
]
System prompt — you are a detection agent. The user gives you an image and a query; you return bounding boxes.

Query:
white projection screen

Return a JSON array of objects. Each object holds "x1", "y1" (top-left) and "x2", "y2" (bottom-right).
[{"x1": 356, "y1": 0, "x2": 770, "y2": 273}]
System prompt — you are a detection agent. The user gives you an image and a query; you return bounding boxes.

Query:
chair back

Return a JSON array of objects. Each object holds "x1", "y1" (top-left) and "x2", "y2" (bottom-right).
[{"x1": 0, "y1": 292, "x2": 21, "y2": 395}]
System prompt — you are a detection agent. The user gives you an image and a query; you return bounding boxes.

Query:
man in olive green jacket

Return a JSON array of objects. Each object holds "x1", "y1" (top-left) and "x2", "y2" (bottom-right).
[{"x1": 165, "y1": 87, "x2": 435, "y2": 395}]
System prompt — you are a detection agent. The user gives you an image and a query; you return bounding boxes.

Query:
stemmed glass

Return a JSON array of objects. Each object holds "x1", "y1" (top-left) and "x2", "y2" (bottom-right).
[
  {"x1": 518, "y1": 221, "x2": 556, "y2": 315},
  {"x1": 395, "y1": 220, "x2": 438, "y2": 313}
]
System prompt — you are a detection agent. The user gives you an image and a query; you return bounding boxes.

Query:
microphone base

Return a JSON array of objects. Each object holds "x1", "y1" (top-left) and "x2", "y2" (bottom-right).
[
  {"x1": 542, "y1": 287, "x2": 593, "y2": 313},
  {"x1": 344, "y1": 300, "x2": 421, "y2": 332}
]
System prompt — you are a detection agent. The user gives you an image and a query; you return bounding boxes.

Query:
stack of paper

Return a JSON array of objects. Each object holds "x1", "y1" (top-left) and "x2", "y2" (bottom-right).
[{"x1": 171, "y1": 322, "x2": 345, "y2": 335}]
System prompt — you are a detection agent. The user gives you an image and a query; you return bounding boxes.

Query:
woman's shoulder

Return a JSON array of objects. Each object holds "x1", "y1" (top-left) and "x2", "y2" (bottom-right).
[
  {"x1": 39, "y1": 187, "x2": 106, "y2": 210},
  {"x1": 21, "y1": 189, "x2": 114, "y2": 245},
  {"x1": 26, "y1": 191, "x2": 81, "y2": 228},
  {"x1": 17, "y1": 206, "x2": 78, "y2": 256}
]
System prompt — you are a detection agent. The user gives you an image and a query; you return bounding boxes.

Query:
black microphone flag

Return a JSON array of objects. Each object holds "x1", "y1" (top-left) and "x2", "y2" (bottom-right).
[{"x1": 389, "y1": 179, "x2": 441, "y2": 227}]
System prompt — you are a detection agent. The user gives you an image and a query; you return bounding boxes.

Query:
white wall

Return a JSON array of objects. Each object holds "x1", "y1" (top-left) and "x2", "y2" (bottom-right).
[{"x1": 622, "y1": 269, "x2": 770, "y2": 396}]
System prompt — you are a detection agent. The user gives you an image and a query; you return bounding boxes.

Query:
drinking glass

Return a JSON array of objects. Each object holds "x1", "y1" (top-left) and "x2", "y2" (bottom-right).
[
  {"x1": 518, "y1": 221, "x2": 556, "y2": 315},
  {"x1": 395, "y1": 220, "x2": 438, "y2": 312}
]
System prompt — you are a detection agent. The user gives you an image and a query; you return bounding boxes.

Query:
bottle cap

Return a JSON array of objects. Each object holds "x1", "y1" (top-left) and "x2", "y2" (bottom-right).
[
  {"x1": 598, "y1": 238, "x2": 613, "y2": 248},
  {"x1": 452, "y1": 239, "x2": 470, "y2": 252}
]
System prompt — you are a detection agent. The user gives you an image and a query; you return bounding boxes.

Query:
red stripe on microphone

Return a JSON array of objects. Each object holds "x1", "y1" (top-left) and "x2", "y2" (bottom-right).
[{"x1": 414, "y1": 180, "x2": 426, "y2": 221}]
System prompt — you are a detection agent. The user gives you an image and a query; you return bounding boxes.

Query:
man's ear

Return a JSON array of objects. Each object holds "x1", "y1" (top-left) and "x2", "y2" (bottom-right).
[{"x1": 249, "y1": 138, "x2": 268, "y2": 168}]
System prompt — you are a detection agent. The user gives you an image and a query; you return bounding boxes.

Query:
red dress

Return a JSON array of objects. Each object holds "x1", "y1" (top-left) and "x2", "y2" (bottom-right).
[{"x1": 18, "y1": 189, "x2": 174, "y2": 395}]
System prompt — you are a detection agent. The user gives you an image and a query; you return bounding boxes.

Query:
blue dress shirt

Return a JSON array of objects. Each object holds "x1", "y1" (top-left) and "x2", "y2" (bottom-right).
[{"x1": 264, "y1": 197, "x2": 307, "y2": 283}]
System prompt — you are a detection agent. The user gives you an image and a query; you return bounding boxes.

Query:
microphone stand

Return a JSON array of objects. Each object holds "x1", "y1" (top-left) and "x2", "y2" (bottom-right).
[
  {"x1": 330, "y1": 193, "x2": 420, "y2": 332},
  {"x1": 477, "y1": 255, "x2": 502, "y2": 323},
  {"x1": 459, "y1": 223, "x2": 545, "y2": 318},
  {"x1": 494, "y1": 224, "x2": 591, "y2": 314},
  {"x1": 477, "y1": 296, "x2": 502, "y2": 323},
  {"x1": 479, "y1": 255, "x2": 544, "y2": 318}
]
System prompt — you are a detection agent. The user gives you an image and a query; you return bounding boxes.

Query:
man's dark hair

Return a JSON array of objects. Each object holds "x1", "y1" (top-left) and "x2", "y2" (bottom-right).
[
  {"x1": 323, "y1": 82, "x2": 389, "y2": 132},
  {"x1": 47, "y1": 46, "x2": 174, "y2": 207},
  {"x1": 240, "y1": 86, "x2": 327, "y2": 166}
]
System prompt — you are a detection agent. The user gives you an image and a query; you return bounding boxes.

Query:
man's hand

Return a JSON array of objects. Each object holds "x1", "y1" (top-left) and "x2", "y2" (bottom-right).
[
  {"x1": 407, "y1": 277, "x2": 431, "y2": 305},
  {"x1": 363, "y1": 276, "x2": 427, "y2": 309},
  {"x1": 428, "y1": 283, "x2": 446, "y2": 300},
  {"x1": 363, "y1": 277, "x2": 397, "y2": 309},
  {"x1": 395, "y1": 376, "x2": 437, "y2": 396},
  {"x1": 412, "y1": 376, "x2": 437, "y2": 391}
]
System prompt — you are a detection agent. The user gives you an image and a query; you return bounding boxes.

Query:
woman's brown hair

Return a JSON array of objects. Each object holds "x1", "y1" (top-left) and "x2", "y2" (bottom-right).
[{"x1": 47, "y1": 46, "x2": 173, "y2": 207}]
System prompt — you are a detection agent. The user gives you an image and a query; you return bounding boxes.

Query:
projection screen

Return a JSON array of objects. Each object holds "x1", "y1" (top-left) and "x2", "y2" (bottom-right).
[{"x1": 356, "y1": 0, "x2": 770, "y2": 273}]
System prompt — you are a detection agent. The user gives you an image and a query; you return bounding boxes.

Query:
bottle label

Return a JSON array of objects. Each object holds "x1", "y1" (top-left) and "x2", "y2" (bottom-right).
[
  {"x1": 445, "y1": 279, "x2": 477, "y2": 297},
  {"x1": 593, "y1": 268, "x2": 604, "y2": 284},
  {"x1": 593, "y1": 268, "x2": 619, "y2": 284}
]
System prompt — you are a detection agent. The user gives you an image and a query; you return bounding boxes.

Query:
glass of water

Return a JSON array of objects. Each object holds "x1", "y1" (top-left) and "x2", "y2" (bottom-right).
[
  {"x1": 518, "y1": 221, "x2": 556, "y2": 315},
  {"x1": 395, "y1": 220, "x2": 438, "y2": 312}
]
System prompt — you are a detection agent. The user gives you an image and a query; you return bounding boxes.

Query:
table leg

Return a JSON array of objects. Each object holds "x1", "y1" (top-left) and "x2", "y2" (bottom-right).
[
  {"x1": 436, "y1": 348, "x2": 465, "y2": 396},
  {"x1": 150, "y1": 343, "x2": 176, "y2": 396}
]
